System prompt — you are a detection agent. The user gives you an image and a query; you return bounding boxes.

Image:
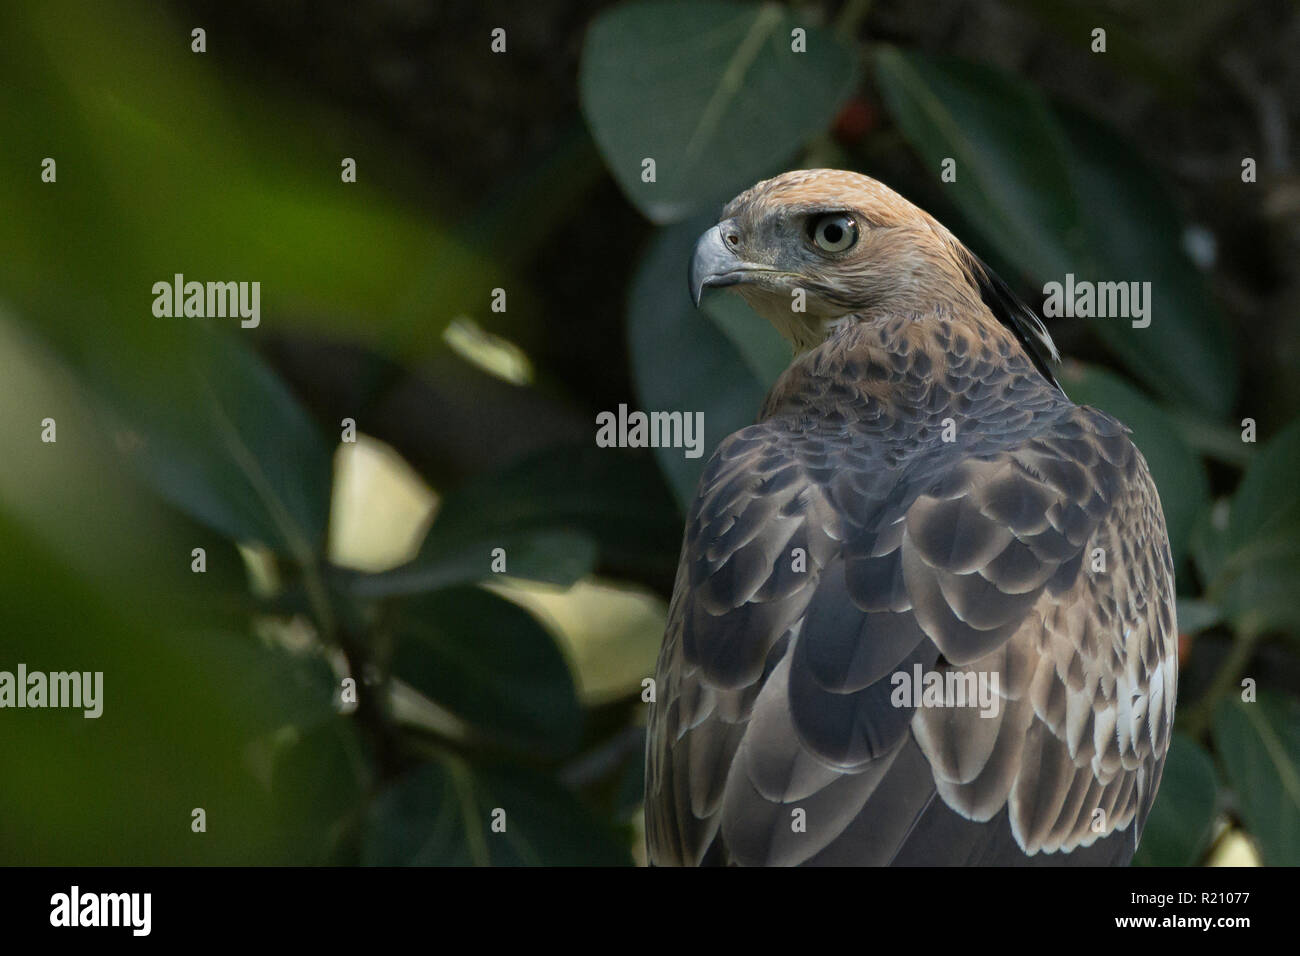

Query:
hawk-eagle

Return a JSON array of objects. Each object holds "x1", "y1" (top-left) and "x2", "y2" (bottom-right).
[{"x1": 645, "y1": 169, "x2": 1177, "y2": 866}]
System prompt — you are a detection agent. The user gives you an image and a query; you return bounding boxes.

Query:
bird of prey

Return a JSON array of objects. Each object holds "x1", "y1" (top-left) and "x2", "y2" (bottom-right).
[{"x1": 645, "y1": 169, "x2": 1177, "y2": 866}]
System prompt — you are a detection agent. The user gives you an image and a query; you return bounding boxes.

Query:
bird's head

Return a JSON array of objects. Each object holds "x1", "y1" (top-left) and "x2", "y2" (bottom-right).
[{"x1": 689, "y1": 169, "x2": 1059, "y2": 380}]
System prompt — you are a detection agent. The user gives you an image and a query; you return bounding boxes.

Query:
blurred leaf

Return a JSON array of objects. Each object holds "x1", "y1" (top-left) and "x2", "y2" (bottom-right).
[
  {"x1": 390, "y1": 587, "x2": 582, "y2": 753},
  {"x1": 1168, "y1": 409, "x2": 1256, "y2": 469},
  {"x1": 1213, "y1": 693, "x2": 1300, "y2": 866},
  {"x1": 0, "y1": 507, "x2": 308, "y2": 863},
  {"x1": 1060, "y1": 362, "x2": 1208, "y2": 567},
  {"x1": 613, "y1": 735, "x2": 648, "y2": 819},
  {"x1": 0, "y1": 1, "x2": 498, "y2": 363},
  {"x1": 269, "y1": 720, "x2": 367, "y2": 864},
  {"x1": 1190, "y1": 499, "x2": 1231, "y2": 586},
  {"x1": 1175, "y1": 597, "x2": 1223, "y2": 636},
  {"x1": 1133, "y1": 734, "x2": 1219, "y2": 866},
  {"x1": 107, "y1": 330, "x2": 333, "y2": 558},
  {"x1": 1218, "y1": 553, "x2": 1300, "y2": 635},
  {"x1": 362, "y1": 758, "x2": 631, "y2": 865},
  {"x1": 1208, "y1": 419, "x2": 1300, "y2": 632},
  {"x1": 874, "y1": 48, "x2": 1235, "y2": 417},
  {"x1": 705, "y1": 291, "x2": 792, "y2": 384},
  {"x1": 0, "y1": 314, "x2": 253, "y2": 630},
  {"x1": 580, "y1": 0, "x2": 859, "y2": 223},
  {"x1": 1205, "y1": 826, "x2": 1263, "y2": 867},
  {"x1": 1003, "y1": 0, "x2": 1187, "y2": 92},
  {"x1": 1058, "y1": 105, "x2": 1237, "y2": 418},
  {"x1": 1224, "y1": 419, "x2": 1300, "y2": 552},
  {"x1": 357, "y1": 443, "x2": 680, "y2": 596},
  {"x1": 499, "y1": 578, "x2": 668, "y2": 705},
  {"x1": 874, "y1": 46, "x2": 1080, "y2": 281},
  {"x1": 359, "y1": 528, "x2": 597, "y2": 597},
  {"x1": 629, "y1": 217, "x2": 779, "y2": 508},
  {"x1": 239, "y1": 641, "x2": 341, "y2": 732}
]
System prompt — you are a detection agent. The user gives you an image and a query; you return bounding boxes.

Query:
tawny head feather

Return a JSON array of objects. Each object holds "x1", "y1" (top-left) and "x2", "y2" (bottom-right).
[{"x1": 690, "y1": 169, "x2": 1060, "y2": 381}]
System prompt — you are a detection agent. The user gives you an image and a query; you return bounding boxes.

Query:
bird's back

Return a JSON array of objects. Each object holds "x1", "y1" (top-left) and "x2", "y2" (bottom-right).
[{"x1": 646, "y1": 311, "x2": 1176, "y2": 866}]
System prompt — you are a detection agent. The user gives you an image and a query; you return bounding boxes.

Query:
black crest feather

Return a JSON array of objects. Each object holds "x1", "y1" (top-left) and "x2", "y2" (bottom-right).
[{"x1": 968, "y1": 255, "x2": 1063, "y2": 393}]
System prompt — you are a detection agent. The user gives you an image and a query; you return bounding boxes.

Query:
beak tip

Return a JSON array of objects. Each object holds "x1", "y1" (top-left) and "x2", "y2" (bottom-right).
[
  {"x1": 688, "y1": 220, "x2": 741, "y2": 310},
  {"x1": 688, "y1": 280, "x2": 704, "y2": 309}
]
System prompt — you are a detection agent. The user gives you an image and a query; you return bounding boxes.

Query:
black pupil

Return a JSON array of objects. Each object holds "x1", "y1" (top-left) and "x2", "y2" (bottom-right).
[{"x1": 822, "y1": 222, "x2": 843, "y2": 244}]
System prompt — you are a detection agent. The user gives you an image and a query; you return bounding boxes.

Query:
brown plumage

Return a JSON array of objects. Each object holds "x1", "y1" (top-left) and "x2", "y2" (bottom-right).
[{"x1": 645, "y1": 169, "x2": 1177, "y2": 866}]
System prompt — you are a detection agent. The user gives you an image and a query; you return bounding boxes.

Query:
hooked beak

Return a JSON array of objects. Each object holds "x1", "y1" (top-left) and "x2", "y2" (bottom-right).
[{"x1": 688, "y1": 220, "x2": 766, "y2": 307}]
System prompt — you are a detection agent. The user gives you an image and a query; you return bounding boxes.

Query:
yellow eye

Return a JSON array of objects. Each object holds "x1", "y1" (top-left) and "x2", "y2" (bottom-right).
[{"x1": 810, "y1": 214, "x2": 858, "y2": 253}]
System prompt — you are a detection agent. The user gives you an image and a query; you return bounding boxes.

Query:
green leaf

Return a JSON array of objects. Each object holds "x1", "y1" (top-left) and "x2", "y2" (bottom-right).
[
  {"x1": 1208, "y1": 419, "x2": 1300, "y2": 632},
  {"x1": 389, "y1": 587, "x2": 583, "y2": 753},
  {"x1": 1189, "y1": 499, "x2": 1231, "y2": 587},
  {"x1": 0, "y1": 1, "x2": 495, "y2": 363},
  {"x1": 1058, "y1": 105, "x2": 1237, "y2": 417},
  {"x1": 705, "y1": 291, "x2": 792, "y2": 385},
  {"x1": 356, "y1": 443, "x2": 681, "y2": 596},
  {"x1": 1059, "y1": 362, "x2": 1209, "y2": 568},
  {"x1": 1167, "y1": 410, "x2": 1257, "y2": 469},
  {"x1": 362, "y1": 759, "x2": 632, "y2": 865},
  {"x1": 1133, "y1": 734, "x2": 1219, "y2": 866},
  {"x1": 1000, "y1": 0, "x2": 1187, "y2": 93},
  {"x1": 1218, "y1": 553, "x2": 1300, "y2": 635},
  {"x1": 269, "y1": 720, "x2": 368, "y2": 864},
  {"x1": 874, "y1": 46, "x2": 1081, "y2": 282},
  {"x1": 1175, "y1": 597, "x2": 1223, "y2": 636},
  {"x1": 1225, "y1": 419, "x2": 1300, "y2": 553},
  {"x1": 0, "y1": 506, "x2": 319, "y2": 863},
  {"x1": 1213, "y1": 693, "x2": 1300, "y2": 866},
  {"x1": 108, "y1": 329, "x2": 333, "y2": 558},
  {"x1": 236, "y1": 640, "x2": 342, "y2": 732},
  {"x1": 874, "y1": 48, "x2": 1236, "y2": 417},
  {"x1": 580, "y1": 1, "x2": 859, "y2": 223},
  {"x1": 359, "y1": 529, "x2": 597, "y2": 596},
  {"x1": 628, "y1": 217, "x2": 784, "y2": 509}
]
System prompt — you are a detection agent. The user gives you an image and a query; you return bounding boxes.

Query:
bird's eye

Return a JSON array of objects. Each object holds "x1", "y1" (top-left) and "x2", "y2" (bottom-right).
[{"x1": 809, "y1": 214, "x2": 858, "y2": 253}]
